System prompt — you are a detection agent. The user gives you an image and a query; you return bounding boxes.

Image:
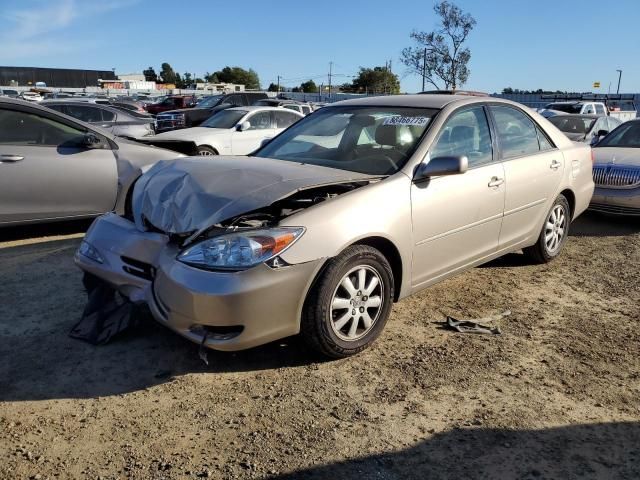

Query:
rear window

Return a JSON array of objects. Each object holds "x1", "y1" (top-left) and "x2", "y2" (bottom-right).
[{"x1": 545, "y1": 103, "x2": 582, "y2": 114}]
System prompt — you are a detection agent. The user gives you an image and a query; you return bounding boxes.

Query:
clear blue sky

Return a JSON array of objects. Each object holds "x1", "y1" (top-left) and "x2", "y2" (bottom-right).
[{"x1": 1, "y1": 0, "x2": 638, "y2": 93}]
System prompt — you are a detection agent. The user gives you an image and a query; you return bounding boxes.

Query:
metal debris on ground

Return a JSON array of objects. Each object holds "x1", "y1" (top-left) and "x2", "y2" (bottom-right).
[{"x1": 445, "y1": 310, "x2": 510, "y2": 335}]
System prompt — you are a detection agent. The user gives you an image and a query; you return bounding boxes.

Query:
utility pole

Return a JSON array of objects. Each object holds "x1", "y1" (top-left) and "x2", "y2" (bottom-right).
[
  {"x1": 616, "y1": 69, "x2": 622, "y2": 94},
  {"x1": 422, "y1": 47, "x2": 427, "y2": 92},
  {"x1": 328, "y1": 62, "x2": 333, "y2": 100},
  {"x1": 277, "y1": 75, "x2": 281, "y2": 94}
]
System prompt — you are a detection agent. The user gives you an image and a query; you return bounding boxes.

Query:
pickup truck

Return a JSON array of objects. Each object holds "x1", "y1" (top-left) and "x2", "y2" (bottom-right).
[
  {"x1": 543, "y1": 101, "x2": 637, "y2": 122},
  {"x1": 145, "y1": 95, "x2": 197, "y2": 116},
  {"x1": 155, "y1": 92, "x2": 268, "y2": 133}
]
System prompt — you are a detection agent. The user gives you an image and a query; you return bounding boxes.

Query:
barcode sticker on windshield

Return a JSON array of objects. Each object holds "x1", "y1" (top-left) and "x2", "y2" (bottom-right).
[{"x1": 383, "y1": 116, "x2": 429, "y2": 126}]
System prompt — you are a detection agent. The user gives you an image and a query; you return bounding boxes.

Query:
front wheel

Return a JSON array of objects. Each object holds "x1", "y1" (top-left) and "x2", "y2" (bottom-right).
[
  {"x1": 197, "y1": 145, "x2": 217, "y2": 156},
  {"x1": 524, "y1": 194, "x2": 571, "y2": 263},
  {"x1": 301, "y1": 245, "x2": 394, "y2": 358}
]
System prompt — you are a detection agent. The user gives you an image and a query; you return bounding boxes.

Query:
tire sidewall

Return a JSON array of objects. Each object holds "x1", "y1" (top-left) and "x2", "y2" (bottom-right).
[
  {"x1": 539, "y1": 195, "x2": 571, "y2": 261},
  {"x1": 315, "y1": 248, "x2": 394, "y2": 353}
]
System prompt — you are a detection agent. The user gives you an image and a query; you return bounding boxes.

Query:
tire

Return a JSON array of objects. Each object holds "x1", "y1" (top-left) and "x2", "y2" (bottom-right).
[
  {"x1": 524, "y1": 194, "x2": 571, "y2": 264},
  {"x1": 301, "y1": 245, "x2": 394, "y2": 358},
  {"x1": 197, "y1": 145, "x2": 217, "y2": 156}
]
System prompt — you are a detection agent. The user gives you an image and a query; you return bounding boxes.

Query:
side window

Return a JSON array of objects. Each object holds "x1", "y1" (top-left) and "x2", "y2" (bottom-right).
[
  {"x1": 246, "y1": 111, "x2": 272, "y2": 130},
  {"x1": 430, "y1": 106, "x2": 493, "y2": 167},
  {"x1": 65, "y1": 105, "x2": 102, "y2": 123},
  {"x1": 0, "y1": 109, "x2": 85, "y2": 146},
  {"x1": 101, "y1": 109, "x2": 116, "y2": 122},
  {"x1": 583, "y1": 104, "x2": 595, "y2": 114},
  {"x1": 536, "y1": 126, "x2": 555, "y2": 150},
  {"x1": 301, "y1": 106, "x2": 311, "y2": 115},
  {"x1": 283, "y1": 105, "x2": 300, "y2": 113},
  {"x1": 274, "y1": 111, "x2": 299, "y2": 129},
  {"x1": 607, "y1": 117, "x2": 621, "y2": 131},
  {"x1": 595, "y1": 104, "x2": 605, "y2": 115},
  {"x1": 491, "y1": 106, "x2": 540, "y2": 159}
]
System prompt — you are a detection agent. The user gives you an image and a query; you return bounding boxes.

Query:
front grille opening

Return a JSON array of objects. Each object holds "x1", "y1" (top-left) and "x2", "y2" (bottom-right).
[
  {"x1": 189, "y1": 324, "x2": 244, "y2": 341},
  {"x1": 121, "y1": 256, "x2": 155, "y2": 281}
]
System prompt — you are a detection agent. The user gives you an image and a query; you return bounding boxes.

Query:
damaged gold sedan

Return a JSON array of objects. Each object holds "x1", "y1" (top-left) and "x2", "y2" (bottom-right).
[{"x1": 74, "y1": 95, "x2": 594, "y2": 357}]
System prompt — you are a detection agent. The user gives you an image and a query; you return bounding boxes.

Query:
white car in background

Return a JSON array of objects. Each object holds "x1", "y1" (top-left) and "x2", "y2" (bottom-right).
[
  {"x1": 20, "y1": 91, "x2": 43, "y2": 102},
  {"x1": 152, "y1": 106, "x2": 303, "y2": 156}
]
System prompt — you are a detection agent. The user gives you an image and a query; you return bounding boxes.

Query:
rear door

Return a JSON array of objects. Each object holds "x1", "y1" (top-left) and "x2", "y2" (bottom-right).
[
  {"x1": 230, "y1": 110, "x2": 276, "y2": 154},
  {"x1": 0, "y1": 105, "x2": 118, "y2": 224},
  {"x1": 488, "y1": 104, "x2": 564, "y2": 248}
]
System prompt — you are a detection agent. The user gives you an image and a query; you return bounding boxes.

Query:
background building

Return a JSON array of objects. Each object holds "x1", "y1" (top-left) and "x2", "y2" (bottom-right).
[{"x1": 0, "y1": 66, "x2": 117, "y2": 88}]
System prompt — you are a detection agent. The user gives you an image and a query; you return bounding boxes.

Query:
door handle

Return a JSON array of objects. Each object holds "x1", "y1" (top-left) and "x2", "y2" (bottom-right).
[
  {"x1": 100, "y1": 124, "x2": 111, "y2": 128},
  {"x1": 550, "y1": 160, "x2": 561, "y2": 170},
  {"x1": 0, "y1": 154, "x2": 24, "y2": 163},
  {"x1": 488, "y1": 176, "x2": 504, "y2": 188}
]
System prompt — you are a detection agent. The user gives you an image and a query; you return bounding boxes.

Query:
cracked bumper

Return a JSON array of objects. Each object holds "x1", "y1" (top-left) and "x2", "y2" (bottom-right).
[{"x1": 75, "y1": 213, "x2": 324, "y2": 351}]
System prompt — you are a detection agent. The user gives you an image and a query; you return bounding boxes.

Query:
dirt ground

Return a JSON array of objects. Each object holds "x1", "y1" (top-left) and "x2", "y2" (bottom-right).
[{"x1": 1, "y1": 212, "x2": 639, "y2": 480}]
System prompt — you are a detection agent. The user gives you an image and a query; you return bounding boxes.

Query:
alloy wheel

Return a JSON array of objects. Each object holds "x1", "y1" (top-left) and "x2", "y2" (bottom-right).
[
  {"x1": 544, "y1": 204, "x2": 567, "y2": 254},
  {"x1": 330, "y1": 265, "x2": 384, "y2": 341}
]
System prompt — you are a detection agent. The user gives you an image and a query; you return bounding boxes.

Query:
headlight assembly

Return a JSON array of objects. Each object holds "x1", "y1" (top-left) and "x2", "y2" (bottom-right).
[{"x1": 177, "y1": 227, "x2": 304, "y2": 271}]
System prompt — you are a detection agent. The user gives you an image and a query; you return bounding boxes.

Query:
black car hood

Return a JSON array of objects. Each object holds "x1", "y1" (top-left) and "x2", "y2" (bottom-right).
[{"x1": 132, "y1": 156, "x2": 377, "y2": 236}]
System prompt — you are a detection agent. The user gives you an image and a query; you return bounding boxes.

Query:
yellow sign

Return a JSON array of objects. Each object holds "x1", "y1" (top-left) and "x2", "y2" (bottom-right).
[{"x1": 593, "y1": 82, "x2": 601, "y2": 88}]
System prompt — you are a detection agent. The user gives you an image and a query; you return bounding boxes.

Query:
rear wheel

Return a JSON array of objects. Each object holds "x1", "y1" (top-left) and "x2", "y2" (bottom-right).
[
  {"x1": 197, "y1": 145, "x2": 217, "y2": 156},
  {"x1": 301, "y1": 245, "x2": 394, "y2": 358},
  {"x1": 524, "y1": 194, "x2": 570, "y2": 263}
]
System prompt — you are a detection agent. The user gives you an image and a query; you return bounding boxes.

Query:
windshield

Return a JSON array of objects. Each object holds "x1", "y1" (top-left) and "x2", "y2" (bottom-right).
[
  {"x1": 254, "y1": 106, "x2": 437, "y2": 175},
  {"x1": 548, "y1": 116, "x2": 595, "y2": 135},
  {"x1": 545, "y1": 103, "x2": 582, "y2": 114},
  {"x1": 596, "y1": 121, "x2": 640, "y2": 148},
  {"x1": 197, "y1": 95, "x2": 224, "y2": 108},
  {"x1": 201, "y1": 109, "x2": 247, "y2": 129}
]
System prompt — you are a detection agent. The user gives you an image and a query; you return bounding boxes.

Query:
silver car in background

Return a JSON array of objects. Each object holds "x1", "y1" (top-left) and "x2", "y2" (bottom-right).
[
  {"x1": 548, "y1": 114, "x2": 622, "y2": 144},
  {"x1": 591, "y1": 118, "x2": 640, "y2": 215},
  {"x1": 76, "y1": 95, "x2": 594, "y2": 357},
  {"x1": 0, "y1": 98, "x2": 186, "y2": 226},
  {"x1": 43, "y1": 101, "x2": 155, "y2": 138}
]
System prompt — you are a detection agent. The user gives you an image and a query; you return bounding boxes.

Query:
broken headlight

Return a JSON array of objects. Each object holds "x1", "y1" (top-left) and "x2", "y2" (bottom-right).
[
  {"x1": 78, "y1": 240, "x2": 104, "y2": 264},
  {"x1": 177, "y1": 227, "x2": 304, "y2": 271}
]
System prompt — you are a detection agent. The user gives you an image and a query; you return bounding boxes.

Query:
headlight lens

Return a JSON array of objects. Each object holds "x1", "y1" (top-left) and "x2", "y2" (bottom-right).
[
  {"x1": 177, "y1": 227, "x2": 304, "y2": 270},
  {"x1": 78, "y1": 240, "x2": 104, "y2": 264}
]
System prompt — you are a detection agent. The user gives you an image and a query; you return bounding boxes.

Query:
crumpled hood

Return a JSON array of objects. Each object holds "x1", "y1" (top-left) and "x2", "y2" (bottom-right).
[
  {"x1": 132, "y1": 156, "x2": 377, "y2": 235},
  {"x1": 593, "y1": 147, "x2": 640, "y2": 167}
]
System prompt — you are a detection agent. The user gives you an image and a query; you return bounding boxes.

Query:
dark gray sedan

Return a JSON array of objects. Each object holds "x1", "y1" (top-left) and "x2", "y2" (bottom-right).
[{"x1": 43, "y1": 101, "x2": 155, "y2": 138}]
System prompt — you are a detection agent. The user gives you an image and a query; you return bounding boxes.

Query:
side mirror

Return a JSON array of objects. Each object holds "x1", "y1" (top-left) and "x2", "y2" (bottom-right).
[
  {"x1": 82, "y1": 133, "x2": 102, "y2": 149},
  {"x1": 236, "y1": 121, "x2": 250, "y2": 132},
  {"x1": 596, "y1": 129, "x2": 609, "y2": 137},
  {"x1": 414, "y1": 155, "x2": 468, "y2": 182}
]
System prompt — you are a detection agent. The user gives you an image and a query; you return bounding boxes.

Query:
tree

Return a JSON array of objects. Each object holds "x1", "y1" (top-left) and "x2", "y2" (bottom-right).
[
  {"x1": 159, "y1": 62, "x2": 178, "y2": 85},
  {"x1": 299, "y1": 80, "x2": 318, "y2": 93},
  {"x1": 351, "y1": 66, "x2": 400, "y2": 94},
  {"x1": 209, "y1": 66, "x2": 260, "y2": 89},
  {"x1": 267, "y1": 83, "x2": 280, "y2": 92},
  {"x1": 182, "y1": 72, "x2": 193, "y2": 87},
  {"x1": 143, "y1": 67, "x2": 157, "y2": 83},
  {"x1": 400, "y1": 1, "x2": 476, "y2": 91}
]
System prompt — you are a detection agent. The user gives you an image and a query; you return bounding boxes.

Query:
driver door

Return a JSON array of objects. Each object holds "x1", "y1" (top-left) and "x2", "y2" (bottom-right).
[
  {"x1": 411, "y1": 105, "x2": 505, "y2": 289},
  {"x1": 0, "y1": 106, "x2": 118, "y2": 224},
  {"x1": 231, "y1": 110, "x2": 276, "y2": 155}
]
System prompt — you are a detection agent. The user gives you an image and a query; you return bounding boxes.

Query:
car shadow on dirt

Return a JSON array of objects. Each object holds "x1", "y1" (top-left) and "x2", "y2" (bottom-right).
[
  {"x1": 271, "y1": 422, "x2": 640, "y2": 479},
  {"x1": 0, "y1": 219, "x2": 92, "y2": 242},
  {"x1": 0, "y1": 237, "x2": 322, "y2": 403}
]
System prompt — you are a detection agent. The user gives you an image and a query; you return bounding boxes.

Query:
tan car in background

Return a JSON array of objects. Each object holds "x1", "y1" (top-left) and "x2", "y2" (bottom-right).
[{"x1": 75, "y1": 95, "x2": 594, "y2": 358}]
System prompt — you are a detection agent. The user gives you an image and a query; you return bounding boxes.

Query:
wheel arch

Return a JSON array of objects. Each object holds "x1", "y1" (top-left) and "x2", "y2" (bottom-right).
[
  {"x1": 198, "y1": 144, "x2": 219, "y2": 155},
  {"x1": 350, "y1": 236, "x2": 403, "y2": 302},
  {"x1": 559, "y1": 188, "x2": 576, "y2": 219}
]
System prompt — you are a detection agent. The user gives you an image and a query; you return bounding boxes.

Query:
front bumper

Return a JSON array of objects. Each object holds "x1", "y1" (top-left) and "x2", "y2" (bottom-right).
[
  {"x1": 75, "y1": 213, "x2": 324, "y2": 351},
  {"x1": 590, "y1": 186, "x2": 640, "y2": 216}
]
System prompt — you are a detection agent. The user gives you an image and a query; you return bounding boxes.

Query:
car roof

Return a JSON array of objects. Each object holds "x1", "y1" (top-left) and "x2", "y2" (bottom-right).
[
  {"x1": 227, "y1": 106, "x2": 303, "y2": 114},
  {"x1": 0, "y1": 97, "x2": 117, "y2": 138},
  {"x1": 550, "y1": 114, "x2": 599, "y2": 119},
  {"x1": 329, "y1": 94, "x2": 498, "y2": 109}
]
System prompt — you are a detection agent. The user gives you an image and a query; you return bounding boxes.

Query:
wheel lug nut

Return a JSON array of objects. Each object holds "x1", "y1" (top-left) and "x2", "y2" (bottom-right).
[
  {"x1": 363, "y1": 296, "x2": 368, "y2": 301},
  {"x1": 359, "y1": 307, "x2": 365, "y2": 313},
  {"x1": 352, "y1": 309, "x2": 356, "y2": 315}
]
